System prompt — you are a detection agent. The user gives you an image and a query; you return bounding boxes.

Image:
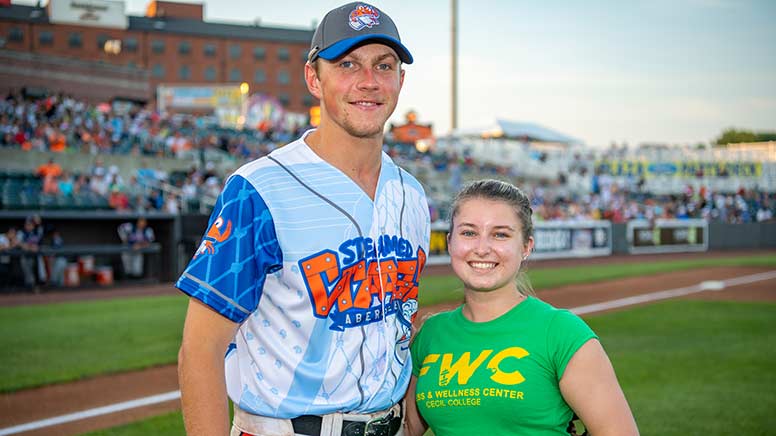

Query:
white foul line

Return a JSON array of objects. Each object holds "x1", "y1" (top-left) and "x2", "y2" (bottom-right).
[
  {"x1": 719, "y1": 270, "x2": 776, "y2": 287},
  {"x1": 571, "y1": 270, "x2": 776, "y2": 315},
  {"x1": 0, "y1": 391, "x2": 180, "y2": 436},
  {"x1": 1, "y1": 270, "x2": 775, "y2": 436}
]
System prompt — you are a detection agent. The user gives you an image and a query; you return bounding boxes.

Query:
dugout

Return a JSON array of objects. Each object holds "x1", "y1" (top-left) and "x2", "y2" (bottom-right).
[{"x1": 0, "y1": 211, "x2": 179, "y2": 283}]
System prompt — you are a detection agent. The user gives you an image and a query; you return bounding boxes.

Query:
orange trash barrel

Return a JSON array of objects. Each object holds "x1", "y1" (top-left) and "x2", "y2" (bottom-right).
[
  {"x1": 64, "y1": 263, "x2": 80, "y2": 287},
  {"x1": 95, "y1": 266, "x2": 114, "y2": 286},
  {"x1": 78, "y1": 255, "x2": 95, "y2": 276}
]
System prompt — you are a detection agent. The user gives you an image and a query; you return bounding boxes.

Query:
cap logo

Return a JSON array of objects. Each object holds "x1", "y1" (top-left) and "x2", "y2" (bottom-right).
[{"x1": 348, "y1": 4, "x2": 380, "y2": 31}]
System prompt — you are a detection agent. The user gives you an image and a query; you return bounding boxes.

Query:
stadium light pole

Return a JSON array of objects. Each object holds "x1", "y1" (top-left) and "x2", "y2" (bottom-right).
[{"x1": 451, "y1": 0, "x2": 458, "y2": 133}]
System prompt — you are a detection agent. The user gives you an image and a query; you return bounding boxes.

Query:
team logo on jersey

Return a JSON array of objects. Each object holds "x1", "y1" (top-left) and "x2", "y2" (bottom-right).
[
  {"x1": 349, "y1": 4, "x2": 380, "y2": 31},
  {"x1": 414, "y1": 347, "x2": 530, "y2": 407},
  {"x1": 419, "y1": 347, "x2": 531, "y2": 386},
  {"x1": 299, "y1": 235, "x2": 425, "y2": 332},
  {"x1": 194, "y1": 216, "x2": 232, "y2": 258}
]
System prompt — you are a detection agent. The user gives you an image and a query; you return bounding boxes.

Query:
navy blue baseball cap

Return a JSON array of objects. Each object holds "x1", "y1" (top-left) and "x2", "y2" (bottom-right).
[{"x1": 308, "y1": 2, "x2": 413, "y2": 64}]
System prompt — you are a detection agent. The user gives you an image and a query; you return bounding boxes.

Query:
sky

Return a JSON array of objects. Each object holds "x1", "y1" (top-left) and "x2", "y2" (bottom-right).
[{"x1": 19, "y1": 0, "x2": 776, "y2": 146}]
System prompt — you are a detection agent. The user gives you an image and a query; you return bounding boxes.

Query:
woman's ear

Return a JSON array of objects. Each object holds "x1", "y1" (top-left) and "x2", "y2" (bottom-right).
[{"x1": 523, "y1": 236, "x2": 535, "y2": 260}]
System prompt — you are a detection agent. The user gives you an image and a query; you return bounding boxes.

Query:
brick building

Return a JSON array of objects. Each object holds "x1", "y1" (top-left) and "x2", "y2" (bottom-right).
[{"x1": 0, "y1": 0, "x2": 315, "y2": 114}]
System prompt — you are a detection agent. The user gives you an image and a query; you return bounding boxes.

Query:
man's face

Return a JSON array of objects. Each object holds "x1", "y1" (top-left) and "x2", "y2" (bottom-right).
[{"x1": 306, "y1": 43, "x2": 405, "y2": 139}]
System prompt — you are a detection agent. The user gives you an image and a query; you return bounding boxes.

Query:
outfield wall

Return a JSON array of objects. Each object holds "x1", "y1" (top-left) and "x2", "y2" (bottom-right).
[
  {"x1": 0, "y1": 212, "x2": 774, "y2": 285},
  {"x1": 708, "y1": 222, "x2": 776, "y2": 250}
]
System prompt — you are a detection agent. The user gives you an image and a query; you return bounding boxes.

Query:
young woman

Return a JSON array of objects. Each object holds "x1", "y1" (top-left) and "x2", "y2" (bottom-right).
[{"x1": 405, "y1": 179, "x2": 638, "y2": 436}]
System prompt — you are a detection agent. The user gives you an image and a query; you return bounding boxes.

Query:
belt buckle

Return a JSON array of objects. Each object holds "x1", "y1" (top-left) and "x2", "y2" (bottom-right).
[{"x1": 364, "y1": 410, "x2": 394, "y2": 436}]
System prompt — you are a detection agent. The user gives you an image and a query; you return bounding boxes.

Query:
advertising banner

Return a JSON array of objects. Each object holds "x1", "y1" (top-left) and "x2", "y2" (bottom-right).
[
  {"x1": 427, "y1": 220, "x2": 612, "y2": 265},
  {"x1": 157, "y1": 85, "x2": 245, "y2": 127},
  {"x1": 157, "y1": 85, "x2": 243, "y2": 111},
  {"x1": 49, "y1": 0, "x2": 128, "y2": 29},
  {"x1": 531, "y1": 220, "x2": 612, "y2": 260},
  {"x1": 627, "y1": 219, "x2": 708, "y2": 254},
  {"x1": 595, "y1": 160, "x2": 762, "y2": 178}
]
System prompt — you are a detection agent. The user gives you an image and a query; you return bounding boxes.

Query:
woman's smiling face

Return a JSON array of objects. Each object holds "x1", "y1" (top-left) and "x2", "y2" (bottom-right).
[{"x1": 448, "y1": 197, "x2": 533, "y2": 295}]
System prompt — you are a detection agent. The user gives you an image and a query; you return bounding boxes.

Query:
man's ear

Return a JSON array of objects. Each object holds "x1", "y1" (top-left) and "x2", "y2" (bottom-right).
[{"x1": 305, "y1": 62, "x2": 322, "y2": 99}]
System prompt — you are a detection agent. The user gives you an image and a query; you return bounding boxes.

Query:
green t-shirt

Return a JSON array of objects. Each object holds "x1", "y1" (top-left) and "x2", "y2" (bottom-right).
[{"x1": 410, "y1": 296, "x2": 597, "y2": 436}]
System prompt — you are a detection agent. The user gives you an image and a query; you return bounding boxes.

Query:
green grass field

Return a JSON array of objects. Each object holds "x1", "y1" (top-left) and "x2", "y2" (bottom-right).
[
  {"x1": 1, "y1": 254, "x2": 774, "y2": 393},
  {"x1": 79, "y1": 299, "x2": 776, "y2": 436},
  {"x1": 82, "y1": 411, "x2": 184, "y2": 436},
  {"x1": 0, "y1": 296, "x2": 187, "y2": 392},
  {"x1": 589, "y1": 300, "x2": 776, "y2": 435},
  {"x1": 417, "y1": 254, "x2": 776, "y2": 306}
]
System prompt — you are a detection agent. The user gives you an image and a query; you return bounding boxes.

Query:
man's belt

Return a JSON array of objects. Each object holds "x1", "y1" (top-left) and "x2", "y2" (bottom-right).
[{"x1": 291, "y1": 407, "x2": 402, "y2": 436}]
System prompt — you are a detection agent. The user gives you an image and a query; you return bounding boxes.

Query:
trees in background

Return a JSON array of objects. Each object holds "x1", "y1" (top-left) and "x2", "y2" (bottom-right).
[{"x1": 715, "y1": 128, "x2": 776, "y2": 145}]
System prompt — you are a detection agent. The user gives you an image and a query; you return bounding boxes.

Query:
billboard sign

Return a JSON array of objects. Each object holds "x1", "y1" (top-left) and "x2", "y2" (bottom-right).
[
  {"x1": 49, "y1": 0, "x2": 128, "y2": 29},
  {"x1": 531, "y1": 220, "x2": 612, "y2": 260},
  {"x1": 427, "y1": 220, "x2": 612, "y2": 265},
  {"x1": 157, "y1": 85, "x2": 243, "y2": 111},
  {"x1": 596, "y1": 160, "x2": 762, "y2": 178},
  {"x1": 627, "y1": 219, "x2": 708, "y2": 254},
  {"x1": 157, "y1": 85, "x2": 245, "y2": 127}
]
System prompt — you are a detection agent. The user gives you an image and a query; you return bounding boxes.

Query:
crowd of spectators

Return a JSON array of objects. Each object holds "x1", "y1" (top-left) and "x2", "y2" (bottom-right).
[
  {"x1": 386, "y1": 143, "x2": 775, "y2": 225},
  {"x1": 14, "y1": 155, "x2": 215, "y2": 214},
  {"x1": 529, "y1": 182, "x2": 774, "y2": 224},
  {"x1": 0, "y1": 93, "x2": 265, "y2": 212},
  {"x1": 0, "y1": 91, "x2": 319, "y2": 213},
  {"x1": 2, "y1": 93, "x2": 775, "y2": 224},
  {"x1": 0, "y1": 94, "x2": 774, "y2": 292},
  {"x1": 0, "y1": 91, "x2": 307, "y2": 159}
]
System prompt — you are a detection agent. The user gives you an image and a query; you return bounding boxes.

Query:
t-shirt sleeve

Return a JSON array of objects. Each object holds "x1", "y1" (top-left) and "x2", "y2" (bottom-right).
[
  {"x1": 547, "y1": 310, "x2": 598, "y2": 381},
  {"x1": 176, "y1": 174, "x2": 283, "y2": 323}
]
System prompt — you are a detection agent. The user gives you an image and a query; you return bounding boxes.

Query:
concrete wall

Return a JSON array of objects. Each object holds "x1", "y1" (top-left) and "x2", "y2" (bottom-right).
[
  {"x1": 709, "y1": 222, "x2": 776, "y2": 250},
  {"x1": 0, "y1": 148, "x2": 196, "y2": 184},
  {"x1": 611, "y1": 223, "x2": 629, "y2": 254}
]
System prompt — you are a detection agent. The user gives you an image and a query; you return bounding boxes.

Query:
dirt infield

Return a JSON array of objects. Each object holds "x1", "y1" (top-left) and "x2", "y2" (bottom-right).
[{"x1": 1, "y1": 251, "x2": 774, "y2": 436}]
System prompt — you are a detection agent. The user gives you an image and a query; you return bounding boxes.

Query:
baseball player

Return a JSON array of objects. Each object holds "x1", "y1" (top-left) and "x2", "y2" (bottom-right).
[{"x1": 176, "y1": 3, "x2": 430, "y2": 436}]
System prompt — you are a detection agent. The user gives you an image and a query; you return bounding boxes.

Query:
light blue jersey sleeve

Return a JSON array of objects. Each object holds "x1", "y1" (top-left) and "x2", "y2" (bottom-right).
[{"x1": 176, "y1": 174, "x2": 283, "y2": 323}]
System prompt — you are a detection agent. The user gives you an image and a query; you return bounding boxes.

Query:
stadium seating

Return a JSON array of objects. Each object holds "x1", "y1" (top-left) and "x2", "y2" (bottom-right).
[{"x1": 1, "y1": 95, "x2": 774, "y2": 222}]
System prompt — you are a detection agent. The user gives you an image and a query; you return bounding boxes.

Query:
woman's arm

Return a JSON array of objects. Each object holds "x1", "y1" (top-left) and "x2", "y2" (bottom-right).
[
  {"x1": 403, "y1": 375, "x2": 429, "y2": 436},
  {"x1": 559, "y1": 339, "x2": 639, "y2": 436}
]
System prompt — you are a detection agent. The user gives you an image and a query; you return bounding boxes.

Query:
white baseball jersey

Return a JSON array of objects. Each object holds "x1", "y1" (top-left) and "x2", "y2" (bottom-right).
[{"x1": 176, "y1": 130, "x2": 430, "y2": 418}]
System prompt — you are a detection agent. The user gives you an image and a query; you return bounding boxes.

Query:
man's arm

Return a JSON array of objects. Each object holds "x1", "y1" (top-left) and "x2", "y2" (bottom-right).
[{"x1": 178, "y1": 298, "x2": 240, "y2": 436}]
